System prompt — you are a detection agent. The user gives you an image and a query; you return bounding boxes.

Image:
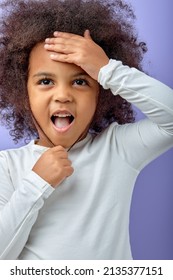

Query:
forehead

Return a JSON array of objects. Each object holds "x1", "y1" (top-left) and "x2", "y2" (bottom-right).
[
  {"x1": 29, "y1": 42, "x2": 51, "y2": 61},
  {"x1": 28, "y1": 42, "x2": 83, "y2": 74}
]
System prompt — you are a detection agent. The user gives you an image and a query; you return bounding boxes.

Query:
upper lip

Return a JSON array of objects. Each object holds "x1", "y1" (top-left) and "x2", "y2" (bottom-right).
[{"x1": 51, "y1": 109, "x2": 75, "y2": 118}]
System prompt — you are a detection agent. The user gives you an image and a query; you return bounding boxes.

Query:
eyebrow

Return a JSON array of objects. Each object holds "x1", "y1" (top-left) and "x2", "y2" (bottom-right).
[
  {"x1": 32, "y1": 71, "x2": 90, "y2": 79},
  {"x1": 72, "y1": 71, "x2": 89, "y2": 77},
  {"x1": 32, "y1": 72, "x2": 57, "y2": 78}
]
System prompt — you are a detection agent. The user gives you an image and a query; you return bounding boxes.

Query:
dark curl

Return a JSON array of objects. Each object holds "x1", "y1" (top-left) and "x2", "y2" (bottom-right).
[{"x1": 0, "y1": 0, "x2": 147, "y2": 143}]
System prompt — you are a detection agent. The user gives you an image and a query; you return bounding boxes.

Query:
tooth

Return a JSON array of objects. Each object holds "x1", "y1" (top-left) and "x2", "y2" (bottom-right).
[{"x1": 53, "y1": 113, "x2": 71, "y2": 117}]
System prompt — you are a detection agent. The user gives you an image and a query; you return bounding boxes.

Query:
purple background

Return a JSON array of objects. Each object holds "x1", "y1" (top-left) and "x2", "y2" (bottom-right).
[{"x1": 0, "y1": 0, "x2": 173, "y2": 259}]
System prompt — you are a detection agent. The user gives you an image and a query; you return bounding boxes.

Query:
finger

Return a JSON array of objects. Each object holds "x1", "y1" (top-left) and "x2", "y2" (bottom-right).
[
  {"x1": 48, "y1": 146, "x2": 69, "y2": 159},
  {"x1": 59, "y1": 164, "x2": 74, "y2": 179},
  {"x1": 52, "y1": 165, "x2": 74, "y2": 187},
  {"x1": 57, "y1": 150, "x2": 70, "y2": 160},
  {"x1": 60, "y1": 159, "x2": 73, "y2": 167},
  {"x1": 49, "y1": 52, "x2": 82, "y2": 68},
  {"x1": 65, "y1": 166, "x2": 74, "y2": 177},
  {"x1": 45, "y1": 32, "x2": 83, "y2": 46},
  {"x1": 49, "y1": 53, "x2": 75, "y2": 64},
  {"x1": 51, "y1": 145, "x2": 66, "y2": 152},
  {"x1": 45, "y1": 36, "x2": 81, "y2": 47},
  {"x1": 44, "y1": 42, "x2": 74, "y2": 54},
  {"x1": 84, "y1": 29, "x2": 92, "y2": 40},
  {"x1": 45, "y1": 37, "x2": 72, "y2": 45},
  {"x1": 53, "y1": 31, "x2": 82, "y2": 40}
]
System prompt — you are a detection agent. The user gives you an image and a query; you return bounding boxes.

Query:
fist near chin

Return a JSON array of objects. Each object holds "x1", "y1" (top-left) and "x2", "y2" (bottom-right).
[{"x1": 32, "y1": 145, "x2": 74, "y2": 187}]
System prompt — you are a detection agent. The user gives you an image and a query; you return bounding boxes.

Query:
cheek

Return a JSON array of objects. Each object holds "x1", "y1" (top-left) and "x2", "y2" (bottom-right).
[
  {"x1": 91, "y1": 91, "x2": 99, "y2": 112},
  {"x1": 27, "y1": 86, "x2": 35, "y2": 108},
  {"x1": 83, "y1": 95, "x2": 98, "y2": 121}
]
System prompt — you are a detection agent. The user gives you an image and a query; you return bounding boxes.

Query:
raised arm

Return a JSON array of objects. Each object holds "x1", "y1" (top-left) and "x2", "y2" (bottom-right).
[{"x1": 98, "y1": 59, "x2": 173, "y2": 170}]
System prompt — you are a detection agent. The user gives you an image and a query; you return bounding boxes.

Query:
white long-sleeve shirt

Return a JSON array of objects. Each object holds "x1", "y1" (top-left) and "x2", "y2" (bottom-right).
[{"x1": 0, "y1": 60, "x2": 173, "y2": 260}]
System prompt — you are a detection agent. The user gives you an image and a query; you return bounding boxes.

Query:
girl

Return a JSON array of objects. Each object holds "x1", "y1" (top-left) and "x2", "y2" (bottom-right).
[{"x1": 0, "y1": 0, "x2": 173, "y2": 260}]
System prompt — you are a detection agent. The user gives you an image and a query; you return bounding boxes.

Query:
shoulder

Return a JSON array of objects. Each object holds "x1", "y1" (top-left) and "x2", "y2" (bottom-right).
[
  {"x1": 0, "y1": 140, "x2": 33, "y2": 157},
  {"x1": 0, "y1": 140, "x2": 47, "y2": 165},
  {"x1": 90, "y1": 122, "x2": 126, "y2": 152},
  {"x1": 94, "y1": 121, "x2": 132, "y2": 143}
]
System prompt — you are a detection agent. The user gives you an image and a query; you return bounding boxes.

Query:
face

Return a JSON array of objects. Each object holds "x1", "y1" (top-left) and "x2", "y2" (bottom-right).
[{"x1": 27, "y1": 43, "x2": 99, "y2": 148}]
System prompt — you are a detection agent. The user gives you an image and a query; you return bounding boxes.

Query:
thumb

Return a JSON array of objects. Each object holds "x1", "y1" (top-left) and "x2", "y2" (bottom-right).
[{"x1": 84, "y1": 29, "x2": 92, "y2": 39}]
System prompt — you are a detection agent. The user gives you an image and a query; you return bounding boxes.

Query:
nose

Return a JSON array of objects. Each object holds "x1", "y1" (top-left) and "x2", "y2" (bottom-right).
[{"x1": 53, "y1": 84, "x2": 73, "y2": 103}]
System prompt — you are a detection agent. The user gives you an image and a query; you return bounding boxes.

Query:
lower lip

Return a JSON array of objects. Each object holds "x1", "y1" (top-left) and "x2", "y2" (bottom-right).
[{"x1": 52, "y1": 120, "x2": 74, "y2": 133}]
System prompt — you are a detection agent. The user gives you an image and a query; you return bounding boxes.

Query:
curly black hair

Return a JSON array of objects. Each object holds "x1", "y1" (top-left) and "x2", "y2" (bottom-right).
[{"x1": 0, "y1": 0, "x2": 147, "y2": 143}]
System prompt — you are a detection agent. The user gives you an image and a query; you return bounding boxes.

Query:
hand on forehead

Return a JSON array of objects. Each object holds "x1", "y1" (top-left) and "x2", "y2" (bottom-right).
[{"x1": 44, "y1": 30, "x2": 109, "y2": 81}]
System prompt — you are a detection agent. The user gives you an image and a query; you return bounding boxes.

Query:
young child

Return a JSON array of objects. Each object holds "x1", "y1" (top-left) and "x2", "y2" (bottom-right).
[{"x1": 0, "y1": 0, "x2": 173, "y2": 260}]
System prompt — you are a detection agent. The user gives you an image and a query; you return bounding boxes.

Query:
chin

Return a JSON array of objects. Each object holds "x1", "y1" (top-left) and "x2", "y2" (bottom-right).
[{"x1": 51, "y1": 138, "x2": 76, "y2": 149}]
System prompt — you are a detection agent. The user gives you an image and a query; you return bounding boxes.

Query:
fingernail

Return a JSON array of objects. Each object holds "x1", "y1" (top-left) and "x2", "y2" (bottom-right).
[
  {"x1": 45, "y1": 38, "x2": 50, "y2": 43},
  {"x1": 44, "y1": 44, "x2": 49, "y2": 48},
  {"x1": 50, "y1": 54, "x2": 57, "y2": 59},
  {"x1": 54, "y1": 31, "x2": 60, "y2": 36}
]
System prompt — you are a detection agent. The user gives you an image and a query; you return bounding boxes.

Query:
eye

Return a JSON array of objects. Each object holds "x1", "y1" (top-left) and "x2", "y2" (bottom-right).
[
  {"x1": 73, "y1": 79, "x2": 88, "y2": 86},
  {"x1": 38, "y1": 78, "x2": 54, "y2": 86}
]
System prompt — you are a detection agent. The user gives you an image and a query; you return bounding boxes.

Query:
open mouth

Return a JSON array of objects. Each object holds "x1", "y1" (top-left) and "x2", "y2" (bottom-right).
[{"x1": 51, "y1": 113, "x2": 74, "y2": 129}]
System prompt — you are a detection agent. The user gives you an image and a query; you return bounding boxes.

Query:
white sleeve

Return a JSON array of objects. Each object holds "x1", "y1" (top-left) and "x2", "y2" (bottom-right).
[
  {"x1": 98, "y1": 59, "x2": 173, "y2": 170},
  {"x1": 0, "y1": 153, "x2": 54, "y2": 260}
]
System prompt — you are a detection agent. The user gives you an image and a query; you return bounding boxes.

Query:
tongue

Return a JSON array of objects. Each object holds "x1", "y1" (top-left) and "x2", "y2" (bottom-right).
[{"x1": 54, "y1": 117, "x2": 70, "y2": 128}]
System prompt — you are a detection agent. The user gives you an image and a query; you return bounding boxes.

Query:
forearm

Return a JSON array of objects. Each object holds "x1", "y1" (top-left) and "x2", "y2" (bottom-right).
[
  {"x1": 0, "y1": 171, "x2": 53, "y2": 259},
  {"x1": 98, "y1": 59, "x2": 173, "y2": 135}
]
